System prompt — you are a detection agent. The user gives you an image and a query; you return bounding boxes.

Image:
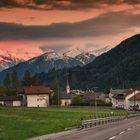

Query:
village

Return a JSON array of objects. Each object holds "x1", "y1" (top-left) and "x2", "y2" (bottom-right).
[{"x1": 0, "y1": 79, "x2": 139, "y2": 111}]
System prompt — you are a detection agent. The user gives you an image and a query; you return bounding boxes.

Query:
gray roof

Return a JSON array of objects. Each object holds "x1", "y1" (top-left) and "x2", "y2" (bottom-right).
[
  {"x1": 60, "y1": 92, "x2": 76, "y2": 99},
  {"x1": 110, "y1": 89, "x2": 132, "y2": 95},
  {"x1": 110, "y1": 89, "x2": 133, "y2": 99}
]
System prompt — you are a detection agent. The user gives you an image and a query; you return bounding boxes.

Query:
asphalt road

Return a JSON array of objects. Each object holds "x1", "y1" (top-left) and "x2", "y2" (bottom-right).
[{"x1": 50, "y1": 116, "x2": 140, "y2": 140}]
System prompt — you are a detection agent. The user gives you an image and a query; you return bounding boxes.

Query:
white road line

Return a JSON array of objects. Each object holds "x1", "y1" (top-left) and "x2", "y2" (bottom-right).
[
  {"x1": 109, "y1": 136, "x2": 116, "y2": 140},
  {"x1": 119, "y1": 131, "x2": 125, "y2": 134}
]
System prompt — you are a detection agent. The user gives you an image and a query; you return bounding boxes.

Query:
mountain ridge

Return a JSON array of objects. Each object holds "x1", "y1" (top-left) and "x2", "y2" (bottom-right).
[
  {"x1": 0, "y1": 49, "x2": 96, "y2": 81},
  {"x1": 31, "y1": 34, "x2": 140, "y2": 90}
]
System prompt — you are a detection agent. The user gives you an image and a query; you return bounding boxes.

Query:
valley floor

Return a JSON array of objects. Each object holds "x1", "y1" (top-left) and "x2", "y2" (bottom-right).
[{"x1": 0, "y1": 107, "x2": 127, "y2": 140}]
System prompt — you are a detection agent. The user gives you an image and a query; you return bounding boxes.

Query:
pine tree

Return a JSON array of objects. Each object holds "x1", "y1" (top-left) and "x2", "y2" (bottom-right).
[
  {"x1": 22, "y1": 70, "x2": 32, "y2": 86},
  {"x1": 11, "y1": 70, "x2": 19, "y2": 88},
  {"x1": 70, "y1": 73, "x2": 78, "y2": 89},
  {"x1": 3, "y1": 73, "x2": 11, "y2": 89},
  {"x1": 50, "y1": 78, "x2": 60, "y2": 105},
  {"x1": 3, "y1": 73, "x2": 11, "y2": 95}
]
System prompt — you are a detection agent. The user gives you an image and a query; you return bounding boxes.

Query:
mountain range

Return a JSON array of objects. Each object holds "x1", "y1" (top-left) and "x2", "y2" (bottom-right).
[
  {"x1": 31, "y1": 34, "x2": 140, "y2": 90},
  {"x1": 0, "y1": 47, "x2": 109, "y2": 72},
  {"x1": 1, "y1": 34, "x2": 140, "y2": 89},
  {"x1": 0, "y1": 50, "x2": 24, "y2": 72},
  {"x1": 74, "y1": 34, "x2": 140, "y2": 89},
  {"x1": 0, "y1": 49, "x2": 97, "y2": 80}
]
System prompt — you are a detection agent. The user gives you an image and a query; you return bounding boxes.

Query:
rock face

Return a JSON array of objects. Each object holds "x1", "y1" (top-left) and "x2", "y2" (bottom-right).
[{"x1": 75, "y1": 53, "x2": 96, "y2": 64}]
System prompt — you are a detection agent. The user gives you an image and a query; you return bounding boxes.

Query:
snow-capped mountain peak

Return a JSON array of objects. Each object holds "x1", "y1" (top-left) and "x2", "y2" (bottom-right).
[
  {"x1": 75, "y1": 52, "x2": 96, "y2": 64},
  {"x1": 89, "y1": 46, "x2": 109, "y2": 56},
  {"x1": 0, "y1": 46, "x2": 110, "y2": 74},
  {"x1": 63, "y1": 48, "x2": 84, "y2": 58},
  {"x1": 42, "y1": 50, "x2": 60, "y2": 61},
  {"x1": 0, "y1": 50, "x2": 25, "y2": 72}
]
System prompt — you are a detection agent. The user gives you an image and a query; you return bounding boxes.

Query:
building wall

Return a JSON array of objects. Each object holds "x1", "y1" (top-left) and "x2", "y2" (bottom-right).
[
  {"x1": 129, "y1": 100, "x2": 140, "y2": 110},
  {"x1": 27, "y1": 94, "x2": 49, "y2": 107},
  {"x1": 124, "y1": 90, "x2": 140, "y2": 110},
  {"x1": 13, "y1": 101, "x2": 21, "y2": 106},
  {"x1": 112, "y1": 99, "x2": 125, "y2": 108},
  {"x1": 105, "y1": 98, "x2": 111, "y2": 103},
  {"x1": 0, "y1": 101, "x2": 4, "y2": 106},
  {"x1": 61, "y1": 99, "x2": 71, "y2": 106},
  {"x1": 4, "y1": 101, "x2": 13, "y2": 106}
]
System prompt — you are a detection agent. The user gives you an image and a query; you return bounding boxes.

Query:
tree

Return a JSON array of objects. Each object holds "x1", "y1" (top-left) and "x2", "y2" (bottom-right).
[
  {"x1": 3, "y1": 73, "x2": 11, "y2": 89},
  {"x1": 3, "y1": 73, "x2": 11, "y2": 95},
  {"x1": 70, "y1": 73, "x2": 78, "y2": 89},
  {"x1": 11, "y1": 70, "x2": 19, "y2": 88},
  {"x1": 22, "y1": 70, "x2": 32, "y2": 86},
  {"x1": 50, "y1": 78, "x2": 60, "y2": 105},
  {"x1": 72, "y1": 96, "x2": 84, "y2": 106}
]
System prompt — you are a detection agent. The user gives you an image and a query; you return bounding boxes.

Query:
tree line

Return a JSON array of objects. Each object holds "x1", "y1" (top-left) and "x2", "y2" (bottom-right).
[{"x1": 0, "y1": 70, "x2": 35, "y2": 96}]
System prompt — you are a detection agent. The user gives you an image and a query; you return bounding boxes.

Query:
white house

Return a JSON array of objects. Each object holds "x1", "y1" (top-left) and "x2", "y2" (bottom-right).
[
  {"x1": 110, "y1": 88, "x2": 140, "y2": 110},
  {"x1": 0, "y1": 96, "x2": 22, "y2": 107},
  {"x1": 60, "y1": 94, "x2": 72, "y2": 106},
  {"x1": 17, "y1": 86, "x2": 53, "y2": 107},
  {"x1": 60, "y1": 91, "x2": 77, "y2": 106},
  {"x1": 109, "y1": 89, "x2": 132, "y2": 109},
  {"x1": 125, "y1": 90, "x2": 140, "y2": 110}
]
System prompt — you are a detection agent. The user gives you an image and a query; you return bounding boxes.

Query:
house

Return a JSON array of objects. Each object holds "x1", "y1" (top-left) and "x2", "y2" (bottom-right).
[
  {"x1": 82, "y1": 91, "x2": 99, "y2": 101},
  {"x1": 70, "y1": 90, "x2": 85, "y2": 96},
  {"x1": 17, "y1": 86, "x2": 53, "y2": 107},
  {"x1": 109, "y1": 89, "x2": 132, "y2": 108},
  {"x1": 124, "y1": 89, "x2": 140, "y2": 110},
  {"x1": 109, "y1": 88, "x2": 140, "y2": 110},
  {"x1": 99, "y1": 93, "x2": 111, "y2": 103},
  {"x1": 60, "y1": 92, "x2": 72, "y2": 106},
  {"x1": 127, "y1": 93, "x2": 140, "y2": 110},
  {"x1": 0, "y1": 96, "x2": 22, "y2": 107}
]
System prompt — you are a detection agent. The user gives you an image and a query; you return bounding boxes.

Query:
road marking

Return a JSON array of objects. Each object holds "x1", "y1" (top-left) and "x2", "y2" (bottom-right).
[
  {"x1": 119, "y1": 131, "x2": 125, "y2": 134},
  {"x1": 109, "y1": 136, "x2": 116, "y2": 140}
]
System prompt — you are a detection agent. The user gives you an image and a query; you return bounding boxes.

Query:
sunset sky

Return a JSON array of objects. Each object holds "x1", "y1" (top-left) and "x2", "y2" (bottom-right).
[{"x1": 0, "y1": 0, "x2": 140, "y2": 59}]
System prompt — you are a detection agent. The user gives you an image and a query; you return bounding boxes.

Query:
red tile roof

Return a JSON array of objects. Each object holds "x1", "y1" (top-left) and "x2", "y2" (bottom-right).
[
  {"x1": 128, "y1": 93, "x2": 140, "y2": 101},
  {"x1": 0, "y1": 96, "x2": 22, "y2": 101},
  {"x1": 17, "y1": 86, "x2": 53, "y2": 95}
]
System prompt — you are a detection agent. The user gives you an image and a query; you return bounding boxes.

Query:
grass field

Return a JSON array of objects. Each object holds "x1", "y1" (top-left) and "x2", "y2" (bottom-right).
[{"x1": 0, "y1": 107, "x2": 128, "y2": 140}]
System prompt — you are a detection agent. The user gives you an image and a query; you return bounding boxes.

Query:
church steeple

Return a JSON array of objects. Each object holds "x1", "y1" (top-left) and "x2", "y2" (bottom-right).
[{"x1": 66, "y1": 79, "x2": 70, "y2": 94}]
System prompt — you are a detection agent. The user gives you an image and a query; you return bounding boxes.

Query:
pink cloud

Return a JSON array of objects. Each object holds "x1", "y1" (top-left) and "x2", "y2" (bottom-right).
[{"x1": 0, "y1": 41, "x2": 43, "y2": 60}]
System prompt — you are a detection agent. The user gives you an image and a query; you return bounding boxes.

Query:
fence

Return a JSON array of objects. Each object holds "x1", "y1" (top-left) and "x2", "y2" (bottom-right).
[{"x1": 81, "y1": 113, "x2": 140, "y2": 129}]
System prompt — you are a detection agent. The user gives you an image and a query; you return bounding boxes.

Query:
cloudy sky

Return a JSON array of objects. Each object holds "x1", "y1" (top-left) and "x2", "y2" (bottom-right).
[{"x1": 0, "y1": 0, "x2": 140, "y2": 59}]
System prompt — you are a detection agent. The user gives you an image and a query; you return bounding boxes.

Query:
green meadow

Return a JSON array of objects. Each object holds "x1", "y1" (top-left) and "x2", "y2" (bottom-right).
[{"x1": 0, "y1": 107, "x2": 127, "y2": 140}]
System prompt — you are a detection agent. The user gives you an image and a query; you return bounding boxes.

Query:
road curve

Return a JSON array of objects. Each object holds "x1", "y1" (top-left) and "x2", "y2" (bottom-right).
[{"x1": 50, "y1": 116, "x2": 140, "y2": 140}]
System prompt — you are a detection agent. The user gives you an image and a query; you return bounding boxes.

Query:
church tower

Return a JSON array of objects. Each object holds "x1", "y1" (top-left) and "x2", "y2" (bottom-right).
[{"x1": 66, "y1": 79, "x2": 70, "y2": 94}]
